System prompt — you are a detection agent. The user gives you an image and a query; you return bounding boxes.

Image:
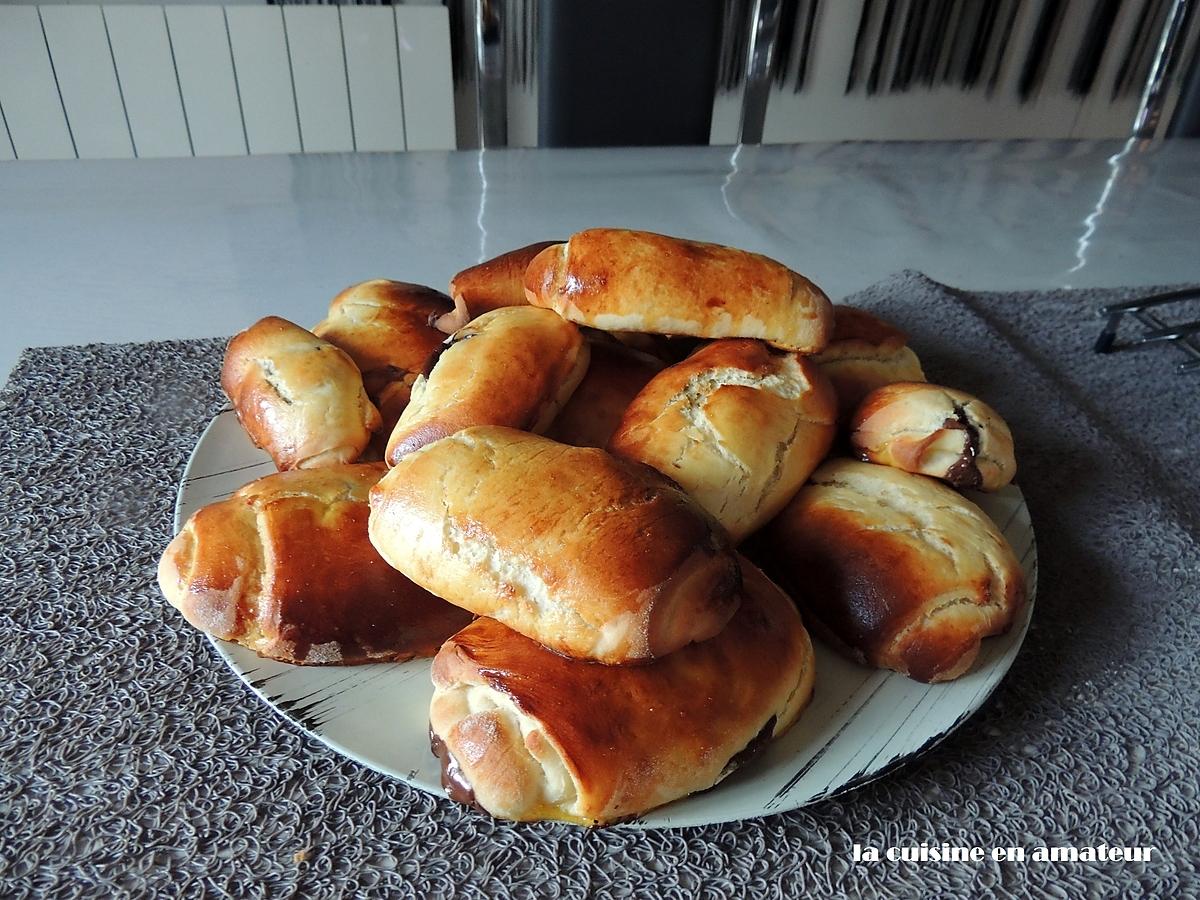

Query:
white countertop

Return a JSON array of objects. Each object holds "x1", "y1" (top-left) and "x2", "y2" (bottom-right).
[{"x1": 2, "y1": 139, "x2": 1198, "y2": 381}]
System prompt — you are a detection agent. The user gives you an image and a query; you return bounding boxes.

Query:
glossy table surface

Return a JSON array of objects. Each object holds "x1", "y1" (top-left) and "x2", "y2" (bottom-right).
[{"x1": 2, "y1": 138, "x2": 1198, "y2": 381}]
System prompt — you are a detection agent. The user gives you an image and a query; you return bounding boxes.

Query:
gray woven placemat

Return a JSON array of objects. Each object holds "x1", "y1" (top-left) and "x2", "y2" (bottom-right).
[{"x1": 2, "y1": 272, "x2": 1197, "y2": 898}]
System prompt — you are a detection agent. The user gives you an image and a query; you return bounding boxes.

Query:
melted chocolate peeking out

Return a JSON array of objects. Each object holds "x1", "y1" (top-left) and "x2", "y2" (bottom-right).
[
  {"x1": 722, "y1": 715, "x2": 777, "y2": 778},
  {"x1": 429, "y1": 726, "x2": 483, "y2": 810},
  {"x1": 942, "y1": 406, "x2": 983, "y2": 489},
  {"x1": 419, "y1": 331, "x2": 477, "y2": 379}
]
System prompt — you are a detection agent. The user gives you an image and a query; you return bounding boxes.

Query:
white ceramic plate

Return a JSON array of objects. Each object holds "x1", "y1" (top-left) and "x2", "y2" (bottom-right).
[{"x1": 173, "y1": 410, "x2": 1038, "y2": 828}]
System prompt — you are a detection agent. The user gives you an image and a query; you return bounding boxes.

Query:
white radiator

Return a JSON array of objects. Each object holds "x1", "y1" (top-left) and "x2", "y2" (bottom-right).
[{"x1": 0, "y1": 4, "x2": 456, "y2": 159}]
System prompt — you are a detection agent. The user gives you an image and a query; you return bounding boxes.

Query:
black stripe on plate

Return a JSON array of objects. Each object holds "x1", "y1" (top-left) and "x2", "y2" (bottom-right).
[
  {"x1": 766, "y1": 671, "x2": 886, "y2": 809},
  {"x1": 184, "y1": 459, "x2": 275, "y2": 483},
  {"x1": 248, "y1": 671, "x2": 288, "y2": 689},
  {"x1": 843, "y1": 683, "x2": 943, "y2": 781}
]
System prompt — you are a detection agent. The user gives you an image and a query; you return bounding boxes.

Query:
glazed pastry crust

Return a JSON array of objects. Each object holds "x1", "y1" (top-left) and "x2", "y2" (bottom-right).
[
  {"x1": 850, "y1": 382, "x2": 1016, "y2": 491},
  {"x1": 385, "y1": 306, "x2": 589, "y2": 464},
  {"x1": 312, "y1": 279, "x2": 453, "y2": 432},
  {"x1": 760, "y1": 459, "x2": 1025, "y2": 683},
  {"x1": 523, "y1": 229, "x2": 833, "y2": 352},
  {"x1": 811, "y1": 306, "x2": 926, "y2": 420},
  {"x1": 437, "y1": 241, "x2": 561, "y2": 333},
  {"x1": 158, "y1": 463, "x2": 472, "y2": 664},
  {"x1": 610, "y1": 339, "x2": 836, "y2": 543},
  {"x1": 428, "y1": 559, "x2": 815, "y2": 825},
  {"x1": 369, "y1": 426, "x2": 741, "y2": 664},
  {"x1": 221, "y1": 316, "x2": 381, "y2": 470}
]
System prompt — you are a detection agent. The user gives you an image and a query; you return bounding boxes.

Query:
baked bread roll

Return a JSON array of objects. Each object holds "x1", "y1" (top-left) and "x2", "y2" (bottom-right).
[
  {"x1": 850, "y1": 383, "x2": 1016, "y2": 491},
  {"x1": 312, "y1": 279, "x2": 453, "y2": 432},
  {"x1": 428, "y1": 558, "x2": 814, "y2": 825},
  {"x1": 436, "y1": 241, "x2": 561, "y2": 333},
  {"x1": 158, "y1": 464, "x2": 472, "y2": 665},
  {"x1": 609, "y1": 339, "x2": 836, "y2": 543},
  {"x1": 758, "y1": 459, "x2": 1025, "y2": 683},
  {"x1": 369, "y1": 426, "x2": 740, "y2": 664},
  {"x1": 222, "y1": 316, "x2": 381, "y2": 470},
  {"x1": 811, "y1": 305, "x2": 926, "y2": 420},
  {"x1": 523, "y1": 229, "x2": 833, "y2": 352},
  {"x1": 385, "y1": 306, "x2": 589, "y2": 464},
  {"x1": 546, "y1": 340, "x2": 664, "y2": 448}
]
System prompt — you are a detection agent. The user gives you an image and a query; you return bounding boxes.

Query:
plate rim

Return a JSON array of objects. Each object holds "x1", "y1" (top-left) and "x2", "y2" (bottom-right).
[{"x1": 172, "y1": 410, "x2": 1038, "y2": 829}]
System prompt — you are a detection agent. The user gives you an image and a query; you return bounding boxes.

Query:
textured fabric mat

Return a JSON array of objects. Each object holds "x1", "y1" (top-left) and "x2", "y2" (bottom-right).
[{"x1": 1, "y1": 272, "x2": 1198, "y2": 898}]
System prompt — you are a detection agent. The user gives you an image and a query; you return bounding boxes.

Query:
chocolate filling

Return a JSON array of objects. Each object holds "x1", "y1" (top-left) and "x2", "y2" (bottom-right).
[
  {"x1": 429, "y1": 725, "x2": 484, "y2": 810},
  {"x1": 722, "y1": 715, "x2": 777, "y2": 777},
  {"x1": 420, "y1": 331, "x2": 478, "y2": 379},
  {"x1": 941, "y1": 406, "x2": 983, "y2": 490}
]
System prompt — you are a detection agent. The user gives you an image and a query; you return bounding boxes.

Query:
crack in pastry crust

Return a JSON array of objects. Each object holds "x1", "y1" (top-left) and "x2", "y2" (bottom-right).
[
  {"x1": 385, "y1": 306, "x2": 589, "y2": 464},
  {"x1": 221, "y1": 316, "x2": 381, "y2": 471},
  {"x1": 610, "y1": 340, "x2": 837, "y2": 543}
]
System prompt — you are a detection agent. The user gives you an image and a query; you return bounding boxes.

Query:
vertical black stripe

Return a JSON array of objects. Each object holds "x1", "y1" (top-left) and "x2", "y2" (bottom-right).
[
  {"x1": 393, "y1": 9, "x2": 408, "y2": 151},
  {"x1": 0, "y1": 97, "x2": 17, "y2": 159},
  {"x1": 163, "y1": 8, "x2": 196, "y2": 156},
  {"x1": 891, "y1": 0, "x2": 929, "y2": 91},
  {"x1": 963, "y1": 0, "x2": 1000, "y2": 88},
  {"x1": 337, "y1": 8, "x2": 358, "y2": 151},
  {"x1": 223, "y1": 7, "x2": 252, "y2": 155},
  {"x1": 1019, "y1": 0, "x2": 1068, "y2": 100},
  {"x1": 918, "y1": 0, "x2": 954, "y2": 87},
  {"x1": 793, "y1": 0, "x2": 821, "y2": 92},
  {"x1": 100, "y1": 7, "x2": 138, "y2": 157},
  {"x1": 37, "y1": 7, "x2": 79, "y2": 158},
  {"x1": 1070, "y1": 0, "x2": 1124, "y2": 95},
  {"x1": 774, "y1": 0, "x2": 801, "y2": 86},
  {"x1": 280, "y1": 7, "x2": 305, "y2": 152},
  {"x1": 987, "y1": 0, "x2": 1022, "y2": 95},
  {"x1": 946, "y1": 0, "x2": 983, "y2": 85},
  {"x1": 866, "y1": 0, "x2": 900, "y2": 95},
  {"x1": 846, "y1": 0, "x2": 878, "y2": 91},
  {"x1": 933, "y1": 0, "x2": 963, "y2": 82}
]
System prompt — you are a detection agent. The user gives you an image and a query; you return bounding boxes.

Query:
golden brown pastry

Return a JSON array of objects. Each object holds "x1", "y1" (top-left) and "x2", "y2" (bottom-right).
[
  {"x1": 545, "y1": 340, "x2": 664, "y2": 448},
  {"x1": 158, "y1": 464, "x2": 472, "y2": 665},
  {"x1": 523, "y1": 229, "x2": 833, "y2": 352},
  {"x1": 221, "y1": 316, "x2": 381, "y2": 470},
  {"x1": 384, "y1": 306, "x2": 589, "y2": 464},
  {"x1": 369, "y1": 426, "x2": 740, "y2": 664},
  {"x1": 758, "y1": 459, "x2": 1025, "y2": 683},
  {"x1": 850, "y1": 382, "x2": 1016, "y2": 491},
  {"x1": 811, "y1": 305, "x2": 926, "y2": 420},
  {"x1": 436, "y1": 241, "x2": 561, "y2": 333},
  {"x1": 428, "y1": 558, "x2": 814, "y2": 825},
  {"x1": 312, "y1": 279, "x2": 453, "y2": 432},
  {"x1": 609, "y1": 339, "x2": 836, "y2": 543}
]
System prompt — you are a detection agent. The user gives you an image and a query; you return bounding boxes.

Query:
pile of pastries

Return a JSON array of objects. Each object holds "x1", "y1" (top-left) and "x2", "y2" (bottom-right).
[{"x1": 158, "y1": 228, "x2": 1026, "y2": 826}]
